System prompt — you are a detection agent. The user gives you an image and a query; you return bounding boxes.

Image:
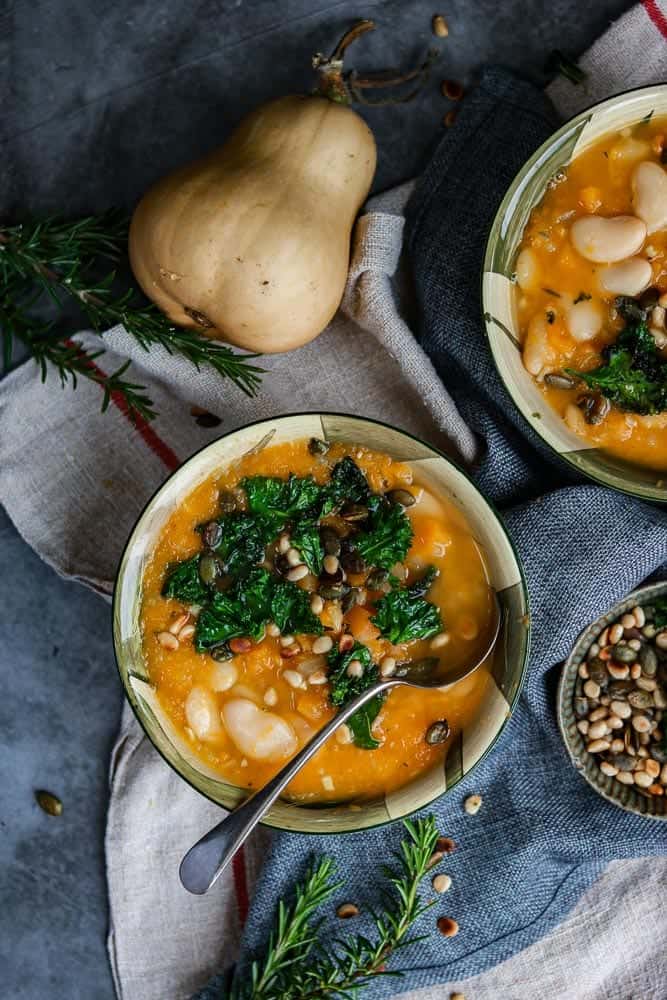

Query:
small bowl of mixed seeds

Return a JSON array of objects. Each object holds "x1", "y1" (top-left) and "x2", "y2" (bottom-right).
[{"x1": 558, "y1": 582, "x2": 667, "y2": 820}]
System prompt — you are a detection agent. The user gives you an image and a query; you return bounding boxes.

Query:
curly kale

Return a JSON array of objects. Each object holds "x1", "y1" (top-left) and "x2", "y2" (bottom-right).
[
  {"x1": 371, "y1": 567, "x2": 442, "y2": 644},
  {"x1": 355, "y1": 496, "x2": 413, "y2": 571},
  {"x1": 327, "y1": 642, "x2": 383, "y2": 749}
]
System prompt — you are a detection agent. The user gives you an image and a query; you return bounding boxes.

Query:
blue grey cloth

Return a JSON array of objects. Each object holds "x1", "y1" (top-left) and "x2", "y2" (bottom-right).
[{"x1": 197, "y1": 68, "x2": 667, "y2": 999}]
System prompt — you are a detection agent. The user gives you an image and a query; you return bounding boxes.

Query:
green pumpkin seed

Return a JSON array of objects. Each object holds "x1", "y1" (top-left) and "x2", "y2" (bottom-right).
[
  {"x1": 308, "y1": 437, "x2": 330, "y2": 456},
  {"x1": 35, "y1": 790, "x2": 63, "y2": 817},
  {"x1": 611, "y1": 753, "x2": 635, "y2": 771},
  {"x1": 318, "y1": 583, "x2": 350, "y2": 601},
  {"x1": 613, "y1": 644, "x2": 636, "y2": 664},
  {"x1": 218, "y1": 489, "x2": 239, "y2": 514},
  {"x1": 574, "y1": 696, "x2": 589, "y2": 718},
  {"x1": 320, "y1": 527, "x2": 341, "y2": 557},
  {"x1": 199, "y1": 554, "x2": 220, "y2": 585},
  {"x1": 425, "y1": 720, "x2": 450, "y2": 745},
  {"x1": 341, "y1": 503, "x2": 369, "y2": 522},
  {"x1": 366, "y1": 568, "x2": 389, "y2": 590},
  {"x1": 639, "y1": 646, "x2": 658, "y2": 676},
  {"x1": 628, "y1": 690, "x2": 653, "y2": 709},
  {"x1": 587, "y1": 658, "x2": 608, "y2": 685},
  {"x1": 387, "y1": 489, "x2": 416, "y2": 507}
]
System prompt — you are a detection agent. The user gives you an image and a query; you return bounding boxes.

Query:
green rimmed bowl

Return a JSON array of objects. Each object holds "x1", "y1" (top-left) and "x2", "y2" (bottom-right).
[
  {"x1": 482, "y1": 84, "x2": 667, "y2": 503},
  {"x1": 113, "y1": 412, "x2": 530, "y2": 833},
  {"x1": 558, "y1": 581, "x2": 667, "y2": 820}
]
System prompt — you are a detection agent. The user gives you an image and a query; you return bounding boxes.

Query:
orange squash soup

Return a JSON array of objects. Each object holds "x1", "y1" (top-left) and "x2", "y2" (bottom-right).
[
  {"x1": 140, "y1": 439, "x2": 494, "y2": 804},
  {"x1": 515, "y1": 115, "x2": 667, "y2": 470}
]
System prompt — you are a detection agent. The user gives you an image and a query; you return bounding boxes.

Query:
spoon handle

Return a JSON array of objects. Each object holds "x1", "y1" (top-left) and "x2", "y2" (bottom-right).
[{"x1": 179, "y1": 678, "x2": 396, "y2": 895}]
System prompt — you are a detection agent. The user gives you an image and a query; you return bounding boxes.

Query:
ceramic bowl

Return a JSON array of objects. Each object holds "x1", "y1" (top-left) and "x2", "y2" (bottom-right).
[
  {"x1": 482, "y1": 84, "x2": 667, "y2": 503},
  {"x1": 558, "y1": 581, "x2": 667, "y2": 820},
  {"x1": 113, "y1": 412, "x2": 530, "y2": 833}
]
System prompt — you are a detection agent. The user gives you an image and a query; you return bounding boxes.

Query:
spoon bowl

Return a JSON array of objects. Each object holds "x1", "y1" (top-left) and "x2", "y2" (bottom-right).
[{"x1": 179, "y1": 595, "x2": 502, "y2": 895}]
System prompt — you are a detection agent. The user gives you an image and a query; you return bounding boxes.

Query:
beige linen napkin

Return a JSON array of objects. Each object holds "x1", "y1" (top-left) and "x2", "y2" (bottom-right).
[{"x1": 0, "y1": 4, "x2": 666, "y2": 998}]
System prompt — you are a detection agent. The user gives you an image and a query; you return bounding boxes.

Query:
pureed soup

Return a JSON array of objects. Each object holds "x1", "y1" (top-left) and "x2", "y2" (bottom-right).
[
  {"x1": 515, "y1": 115, "x2": 667, "y2": 470},
  {"x1": 140, "y1": 439, "x2": 495, "y2": 804}
]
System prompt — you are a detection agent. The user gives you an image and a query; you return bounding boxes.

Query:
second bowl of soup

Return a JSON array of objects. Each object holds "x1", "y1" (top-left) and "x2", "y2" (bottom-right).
[
  {"x1": 114, "y1": 413, "x2": 529, "y2": 832},
  {"x1": 483, "y1": 84, "x2": 667, "y2": 501}
]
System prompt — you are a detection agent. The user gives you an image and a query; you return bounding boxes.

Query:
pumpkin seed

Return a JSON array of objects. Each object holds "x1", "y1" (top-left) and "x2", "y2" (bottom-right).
[
  {"x1": 609, "y1": 680, "x2": 634, "y2": 697},
  {"x1": 308, "y1": 437, "x2": 330, "y2": 456},
  {"x1": 587, "y1": 658, "x2": 608, "y2": 685},
  {"x1": 387, "y1": 488, "x2": 416, "y2": 507},
  {"x1": 318, "y1": 583, "x2": 350, "y2": 600},
  {"x1": 425, "y1": 720, "x2": 450, "y2": 745},
  {"x1": 218, "y1": 489, "x2": 239, "y2": 513},
  {"x1": 201, "y1": 521, "x2": 222, "y2": 550},
  {"x1": 613, "y1": 644, "x2": 636, "y2": 664},
  {"x1": 341, "y1": 588, "x2": 362, "y2": 613},
  {"x1": 574, "y1": 696, "x2": 589, "y2": 718},
  {"x1": 199, "y1": 553, "x2": 220, "y2": 585},
  {"x1": 340, "y1": 502, "x2": 369, "y2": 522},
  {"x1": 210, "y1": 643, "x2": 232, "y2": 661},
  {"x1": 545, "y1": 372, "x2": 578, "y2": 389},
  {"x1": 628, "y1": 690, "x2": 654, "y2": 709},
  {"x1": 320, "y1": 526, "x2": 341, "y2": 557},
  {"x1": 611, "y1": 753, "x2": 635, "y2": 771},
  {"x1": 35, "y1": 790, "x2": 63, "y2": 817},
  {"x1": 340, "y1": 549, "x2": 366, "y2": 574},
  {"x1": 366, "y1": 568, "x2": 389, "y2": 590},
  {"x1": 640, "y1": 645, "x2": 658, "y2": 676}
]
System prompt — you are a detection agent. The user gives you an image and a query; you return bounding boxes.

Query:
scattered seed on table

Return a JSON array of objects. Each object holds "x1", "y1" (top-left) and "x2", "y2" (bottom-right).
[
  {"x1": 443, "y1": 109, "x2": 458, "y2": 127},
  {"x1": 464, "y1": 794, "x2": 482, "y2": 815},
  {"x1": 428, "y1": 850, "x2": 445, "y2": 868},
  {"x1": 35, "y1": 789, "x2": 62, "y2": 817},
  {"x1": 441, "y1": 79, "x2": 464, "y2": 100},
  {"x1": 432, "y1": 14, "x2": 449, "y2": 36},
  {"x1": 436, "y1": 836, "x2": 457, "y2": 853},
  {"x1": 450, "y1": 994, "x2": 466, "y2": 1000},
  {"x1": 437, "y1": 916, "x2": 459, "y2": 937},
  {"x1": 336, "y1": 902, "x2": 359, "y2": 919},
  {"x1": 432, "y1": 873, "x2": 452, "y2": 893}
]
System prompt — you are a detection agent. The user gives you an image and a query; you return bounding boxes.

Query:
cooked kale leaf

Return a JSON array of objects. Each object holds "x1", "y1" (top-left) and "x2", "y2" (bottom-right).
[
  {"x1": 321, "y1": 457, "x2": 370, "y2": 513},
  {"x1": 327, "y1": 641, "x2": 382, "y2": 749},
  {"x1": 567, "y1": 321, "x2": 667, "y2": 415},
  {"x1": 195, "y1": 567, "x2": 322, "y2": 652},
  {"x1": 371, "y1": 567, "x2": 442, "y2": 644},
  {"x1": 355, "y1": 496, "x2": 413, "y2": 571},
  {"x1": 290, "y1": 520, "x2": 324, "y2": 575},
  {"x1": 210, "y1": 512, "x2": 273, "y2": 576},
  {"x1": 242, "y1": 473, "x2": 323, "y2": 524},
  {"x1": 162, "y1": 555, "x2": 210, "y2": 604}
]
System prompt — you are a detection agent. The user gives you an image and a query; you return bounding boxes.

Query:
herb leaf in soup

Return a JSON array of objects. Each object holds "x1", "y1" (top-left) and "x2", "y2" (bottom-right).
[
  {"x1": 567, "y1": 321, "x2": 667, "y2": 415},
  {"x1": 270, "y1": 579, "x2": 323, "y2": 636},
  {"x1": 195, "y1": 568, "x2": 322, "y2": 652},
  {"x1": 162, "y1": 555, "x2": 210, "y2": 604},
  {"x1": 208, "y1": 512, "x2": 273, "y2": 576},
  {"x1": 289, "y1": 520, "x2": 324, "y2": 575},
  {"x1": 321, "y1": 456, "x2": 370, "y2": 513},
  {"x1": 242, "y1": 473, "x2": 322, "y2": 524},
  {"x1": 355, "y1": 496, "x2": 413, "y2": 571},
  {"x1": 327, "y1": 641, "x2": 383, "y2": 749},
  {"x1": 372, "y1": 567, "x2": 442, "y2": 644}
]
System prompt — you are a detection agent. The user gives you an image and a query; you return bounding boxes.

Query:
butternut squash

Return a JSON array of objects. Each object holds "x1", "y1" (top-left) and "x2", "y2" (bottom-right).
[{"x1": 129, "y1": 91, "x2": 376, "y2": 353}]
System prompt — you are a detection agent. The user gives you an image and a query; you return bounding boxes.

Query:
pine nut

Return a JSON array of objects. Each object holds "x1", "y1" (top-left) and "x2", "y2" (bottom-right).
[
  {"x1": 286, "y1": 547, "x2": 302, "y2": 567},
  {"x1": 583, "y1": 680, "x2": 601, "y2": 699},
  {"x1": 610, "y1": 700, "x2": 631, "y2": 719},
  {"x1": 346, "y1": 659, "x2": 363, "y2": 678},
  {"x1": 432, "y1": 873, "x2": 452, "y2": 893},
  {"x1": 380, "y1": 656, "x2": 397, "y2": 678},
  {"x1": 437, "y1": 916, "x2": 459, "y2": 937},
  {"x1": 610, "y1": 738, "x2": 625, "y2": 753},
  {"x1": 310, "y1": 594, "x2": 324, "y2": 615},
  {"x1": 634, "y1": 770, "x2": 653, "y2": 788},
  {"x1": 608, "y1": 716, "x2": 623, "y2": 730},
  {"x1": 287, "y1": 564, "x2": 308, "y2": 582},
  {"x1": 609, "y1": 624, "x2": 624, "y2": 644},
  {"x1": 430, "y1": 632, "x2": 451, "y2": 650},
  {"x1": 589, "y1": 707, "x2": 608, "y2": 721},
  {"x1": 607, "y1": 663, "x2": 629, "y2": 680},
  {"x1": 588, "y1": 721, "x2": 609, "y2": 740},
  {"x1": 656, "y1": 631, "x2": 667, "y2": 650},
  {"x1": 621, "y1": 613, "x2": 637, "y2": 629},
  {"x1": 616, "y1": 770, "x2": 634, "y2": 785},
  {"x1": 576, "y1": 720, "x2": 589, "y2": 735},
  {"x1": 649, "y1": 784, "x2": 664, "y2": 796},
  {"x1": 630, "y1": 663, "x2": 642, "y2": 680},
  {"x1": 283, "y1": 669, "x2": 306, "y2": 689},
  {"x1": 169, "y1": 613, "x2": 190, "y2": 635},
  {"x1": 645, "y1": 759, "x2": 660, "y2": 779},
  {"x1": 264, "y1": 687, "x2": 278, "y2": 706},
  {"x1": 336, "y1": 723, "x2": 353, "y2": 744},
  {"x1": 600, "y1": 760, "x2": 618, "y2": 777},
  {"x1": 587, "y1": 738, "x2": 611, "y2": 753},
  {"x1": 323, "y1": 554, "x2": 340, "y2": 575},
  {"x1": 632, "y1": 606, "x2": 646, "y2": 627},
  {"x1": 157, "y1": 631, "x2": 179, "y2": 650},
  {"x1": 578, "y1": 663, "x2": 590, "y2": 679},
  {"x1": 632, "y1": 714, "x2": 651, "y2": 733},
  {"x1": 312, "y1": 635, "x2": 333, "y2": 654},
  {"x1": 336, "y1": 902, "x2": 359, "y2": 918},
  {"x1": 464, "y1": 794, "x2": 482, "y2": 815},
  {"x1": 432, "y1": 14, "x2": 449, "y2": 36}
]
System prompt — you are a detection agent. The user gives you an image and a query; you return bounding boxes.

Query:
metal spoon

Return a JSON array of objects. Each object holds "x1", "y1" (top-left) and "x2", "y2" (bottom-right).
[{"x1": 180, "y1": 596, "x2": 502, "y2": 895}]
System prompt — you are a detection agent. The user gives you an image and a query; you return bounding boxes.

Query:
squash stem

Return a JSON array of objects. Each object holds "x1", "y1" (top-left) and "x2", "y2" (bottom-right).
[{"x1": 313, "y1": 19, "x2": 438, "y2": 106}]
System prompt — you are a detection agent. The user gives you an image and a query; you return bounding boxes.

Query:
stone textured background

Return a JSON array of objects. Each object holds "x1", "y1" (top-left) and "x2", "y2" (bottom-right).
[{"x1": 0, "y1": 1, "x2": 629, "y2": 997}]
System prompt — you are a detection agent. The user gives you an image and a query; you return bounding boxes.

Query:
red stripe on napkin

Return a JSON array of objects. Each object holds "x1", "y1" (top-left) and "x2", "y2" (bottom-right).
[
  {"x1": 232, "y1": 849, "x2": 250, "y2": 926},
  {"x1": 64, "y1": 340, "x2": 180, "y2": 471},
  {"x1": 643, "y1": 0, "x2": 667, "y2": 36}
]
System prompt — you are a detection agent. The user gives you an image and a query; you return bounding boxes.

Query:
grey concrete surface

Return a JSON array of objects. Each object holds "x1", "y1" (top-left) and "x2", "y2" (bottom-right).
[{"x1": 1, "y1": 1, "x2": 630, "y2": 997}]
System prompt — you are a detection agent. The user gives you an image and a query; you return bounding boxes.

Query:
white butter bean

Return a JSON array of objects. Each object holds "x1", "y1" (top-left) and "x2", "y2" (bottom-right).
[
  {"x1": 565, "y1": 402, "x2": 587, "y2": 436},
  {"x1": 522, "y1": 315, "x2": 554, "y2": 376},
  {"x1": 184, "y1": 686, "x2": 223, "y2": 742},
  {"x1": 570, "y1": 214, "x2": 646, "y2": 263},
  {"x1": 566, "y1": 299, "x2": 603, "y2": 342},
  {"x1": 209, "y1": 661, "x2": 238, "y2": 692},
  {"x1": 599, "y1": 257, "x2": 652, "y2": 297},
  {"x1": 515, "y1": 248, "x2": 540, "y2": 291},
  {"x1": 632, "y1": 161, "x2": 667, "y2": 234},
  {"x1": 222, "y1": 698, "x2": 297, "y2": 761}
]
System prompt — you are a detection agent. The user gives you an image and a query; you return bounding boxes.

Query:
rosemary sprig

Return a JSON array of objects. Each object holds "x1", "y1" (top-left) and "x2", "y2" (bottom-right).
[
  {"x1": 0, "y1": 214, "x2": 264, "y2": 422},
  {"x1": 229, "y1": 815, "x2": 439, "y2": 1000}
]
